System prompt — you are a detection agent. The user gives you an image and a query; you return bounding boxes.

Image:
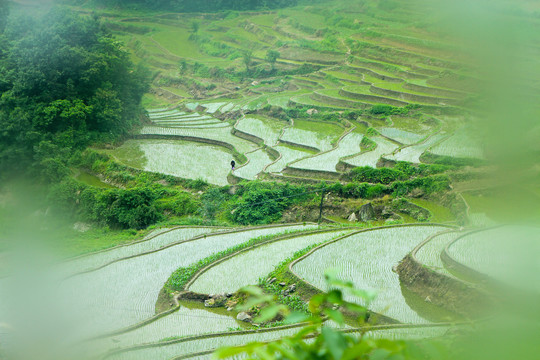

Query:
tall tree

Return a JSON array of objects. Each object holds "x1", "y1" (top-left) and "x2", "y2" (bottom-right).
[
  {"x1": 0, "y1": 8, "x2": 149, "y2": 177},
  {"x1": 242, "y1": 50, "x2": 253, "y2": 72},
  {"x1": 265, "y1": 49, "x2": 280, "y2": 70}
]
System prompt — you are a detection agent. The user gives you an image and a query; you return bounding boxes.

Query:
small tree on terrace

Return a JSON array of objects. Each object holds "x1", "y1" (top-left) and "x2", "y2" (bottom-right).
[
  {"x1": 242, "y1": 50, "x2": 253, "y2": 72},
  {"x1": 265, "y1": 49, "x2": 280, "y2": 70},
  {"x1": 190, "y1": 20, "x2": 200, "y2": 34}
]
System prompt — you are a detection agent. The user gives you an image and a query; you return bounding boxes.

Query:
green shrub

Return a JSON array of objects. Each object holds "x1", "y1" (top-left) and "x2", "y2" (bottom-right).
[
  {"x1": 349, "y1": 166, "x2": 407, "y2": 184},
  {"x1": 95, "y1": 187, "x2": 161, "y2": 229},
  {"x1": 390, "y1": 174, "x2": 451, "y2": 196},
  {"x1": 200, "y1": 187, "x2": 230, "y2": 219},
  {"x1": 156, "y1": 192, "x2": 200, "y2": 217},
  {"x1": 230, "y1": 181, "x2": 310, "y2": 225}
]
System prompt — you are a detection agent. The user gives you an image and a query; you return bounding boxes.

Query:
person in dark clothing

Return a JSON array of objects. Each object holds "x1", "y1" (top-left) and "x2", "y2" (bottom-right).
[{"x1": 231, "y1": 160, "x2": 236, "y2": 170}]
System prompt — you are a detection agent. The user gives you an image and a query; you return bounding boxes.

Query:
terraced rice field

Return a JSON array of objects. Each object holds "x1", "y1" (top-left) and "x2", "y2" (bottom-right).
[
  {"x1": 430, "y1": 127, "x2": 484, "y2": 159},
  {"x1": 233, "y1": 149, "x2": 272, "y2": 180},
  {"x1": 140, "y1": 126, "x2": 257, "y2": 154},
  {"x1": 108, "y1": 139, "x2": 234, "y2": 186},
  {"x1": 280, "y1": 120, "x2": 343, "y2": 152},
  {"x1": 201, "y1": 102, "x2": 227, "y2": 113},
  {"x1": 445, "y1": 226, "x2": 540, "y2": 291},
  {"x1": 235, "y1": 116, "x2": 286, "y2": 146},
  {"x1": 148, "y1": 109, "x2": 187, "y2": 119},
  {"x1": 378, "y1": 128, "x2": 424, "y2": 145},
  {"x1": 292, "y1": 225, "x2": 448, "y2": 323},
  {"x1": 344, "y1": 136, "x2": 399, "y2": 168},
  {"x1": 57, "y1": 225, "x2": 314, "y2": 341},
  {"x1": 5, "y1": 0, "x2": 531, "y2": 357},
  {"x1": 265, "y1": 145, "x2": 313, "y2": 173},
  {"x1": 105, "y1": 326, "x2": 300, "y2": 360},
  {"x1": 189, "y1": 230, "x2": 353, "y2": 294},
  {"x1": 409, "y1": 198, "x2": 456, "y2": 223},
  {"x1": 291, "y1": 132, "x2": 364, "y2": 172},
  {"x1": 149, "y1": 111, "x2": 229, "y2": 128},
  {"x1": 90, "y1": 306, "x2": 243, "y2": 353},
  {"x1": 359, "y1": 325, "x2": 452, "y2": 340},
  {"x1": 60, "y1": 227, "x2": 219, "y2": 275},
  {"x1": 384, "y1": 134, "x2": 445, "y2": 163},
  {"x1": 414, "y1": 231, "x2": 462, "y2": 278},
  {"x1": 165, "y1": 325, "x2": 453, "y2": 360}
]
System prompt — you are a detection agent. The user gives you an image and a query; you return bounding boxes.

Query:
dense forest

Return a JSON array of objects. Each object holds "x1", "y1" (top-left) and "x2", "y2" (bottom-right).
[
  {"x1": 0, "y1": 5, "x2": 149, "y2": 180},
  {"x1": 65, "y1": 0, "x2": 298, "y2": 12}
]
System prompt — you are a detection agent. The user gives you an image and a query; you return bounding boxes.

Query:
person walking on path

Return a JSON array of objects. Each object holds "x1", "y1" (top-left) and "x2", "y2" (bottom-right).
[{"x1": 231, "y1": 160, "x2": 236, "y2": 171}]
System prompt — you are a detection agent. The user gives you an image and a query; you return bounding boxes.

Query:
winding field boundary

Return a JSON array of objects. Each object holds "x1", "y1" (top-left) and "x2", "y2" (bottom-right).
[
  {"x1": 63, "y1": 226, "x2": 226, "y2": 263},
  {"x1": 66, "y1": 223, "x2": 317, "y2": 280},
  {"x1": 287, "y1": 224, "x2": 456, "y2": 322},
  {"x1": 397, "y1": 228, "x2": 493, "y2": 318},
  {"x1": 173, "y1": 322, "x2": 459, "y2": 360},
  {"x1": 184, "y1": 227, "x2": 355, "y2": 292},
  {"x1": 100, "y1": 319, "x2": 460, "y2": 360},
  {"x1": 78, "y1": 223, "x2": 320, "y2": 342},
  {"x1": 440, "y1": 226, "x2": 504, "y2": 284}
]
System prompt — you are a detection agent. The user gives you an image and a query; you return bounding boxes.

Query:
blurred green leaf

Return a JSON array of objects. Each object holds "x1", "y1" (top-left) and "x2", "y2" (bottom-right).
[
  {"x1": 256, "y1": 304, "x2": 286, "y2": 323},
  {"x1": 284, "y1": 311, "x2": 310, "y2": 324},
  {"x1": 309, "y1": 293, "x2": 326, "y2": 314},
  {"x1": 237, "y1": 295, "x2": 274, "y2": 311},
  {"x1": 239, "y1": 285, "x2": 264, "y2": 296},
  {"x1": 324, "y1": 308, "x2": 345, "y2": 326},
  {"x1": 322, "y1": 326, "x2": 348, "y2": 360},
  {"x1": 351, "y1": 288, "x2": 377, "y2": 302},
  {"x1": 327, "y1": 289, "x2": 343, "y2": 305}
]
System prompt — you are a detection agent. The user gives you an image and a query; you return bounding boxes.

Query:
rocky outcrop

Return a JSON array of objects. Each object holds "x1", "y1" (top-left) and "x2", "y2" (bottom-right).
[
  {"x1": 391, "y1": 199, "x2": 430, "y2": 221},
  {"x1": 236, "y1": 312, "x2": 252, "y2": 322},
  {"x1": 359, "y1": 203, "x2": 376, "y2": 221}
]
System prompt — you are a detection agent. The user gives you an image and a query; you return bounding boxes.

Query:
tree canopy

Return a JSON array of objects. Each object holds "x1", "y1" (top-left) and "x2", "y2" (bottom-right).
[{"x1": 0, "y1": 8, "x2": 149, "y2": 178}]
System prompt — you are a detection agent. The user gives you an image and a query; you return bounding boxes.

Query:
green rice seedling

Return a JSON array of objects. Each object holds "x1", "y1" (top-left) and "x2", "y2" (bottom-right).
[
  {"x1": 429, "y1": 127, "x2": 484, "y2": 159},
  {"x1": 280, "y1": 121, "x2": 341, "y2": 152},
  {"x1": 190, "y1": 230, "x2": 352, "y2": 294},
  {"x1": 147, "y1": 108, "x2": 172, "y2": 114},
  {"x1": 185, "y1": 103, "x2": 199, "y2": 111},
  {"x1": 384, "y1": 134, "x2": 445, "y2": 163},
  {"x1": 414, "y1": 231, "x2": 461, "y2": 278},
  {"x1": 293, "y1": 225, "x2": 447, "y2": 323},
  {"x1": 291, "y1": 132, "x2": 364, "y2": 172},
  {"x1": 235, "y1": 117, "x2": 285, "y2": 146},
  {"x1": 233, "y1": 149, "x2": 273, "y2": 180},
  {"x1": 219, "y1": 103, "x2": 235, "y2": 113},
  {"x1": 446, "y1": 226, "x2": 540, "y2": 291},
  {"x1": 90, "y1": 306, "x2": 241, "y2": 354},
  {"x1": 378, "y1": 128, "x2": 424, "y2": 145},
  {"x1": 62, "y1": 228, "x2": 219, "y2": 275},
  {"x1": 202, "y1": 102, "x2": 227, "y2": 113},
  {"x1": 110, "y1": 139, "x2": 234, "y2": 186},
  {"x1": 409, "y1": 198, "x2": 455, "y2": 223},
  {"x1": 106, "y1": 326, "x2": 300, "y2": 360},
  {"x1": 58, "y1": 225, "x2": 314, "y2": 340},
  {"x1": 265, "y1": 145, "x2": 313, "y2": 173},
  {"x1": 140, "y1": 126, "x2": 257, "y2": 154},
  {"x1": 149, "y1": 110, "x2": 187, "y2": 119},
  {"x1": 344, "y1": 136, "x2": 399, "y2": 168}
]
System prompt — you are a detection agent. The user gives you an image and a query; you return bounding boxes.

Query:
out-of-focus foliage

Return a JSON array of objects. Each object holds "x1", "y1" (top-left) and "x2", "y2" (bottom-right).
[
  {"x1": 217, "y1": 270, "x2": 448, "y2": 360},
  {"x1": 0, "y1": 8, "x2": 149, "y2": 178}
]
